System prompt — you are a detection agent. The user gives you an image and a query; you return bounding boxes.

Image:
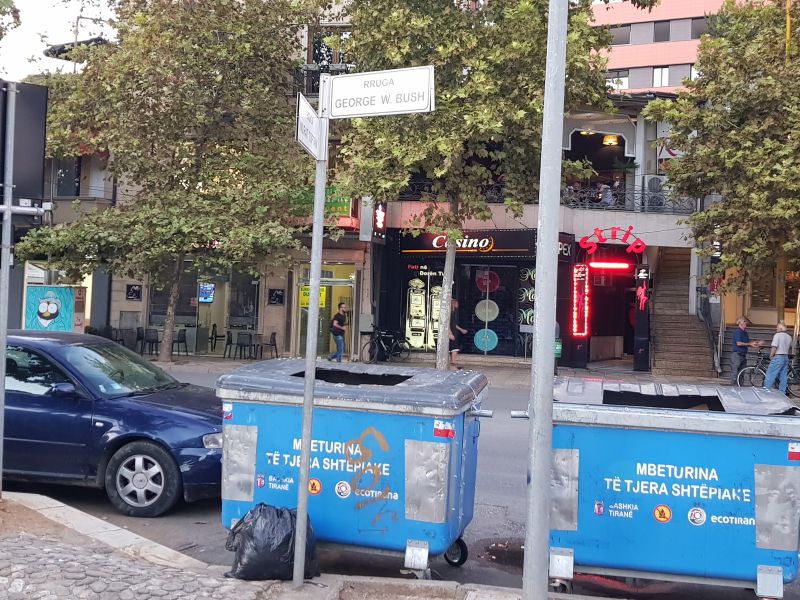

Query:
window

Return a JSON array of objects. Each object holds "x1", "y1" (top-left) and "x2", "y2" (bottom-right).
[
  {"x1": 751, "y1": 268, "x2": 776, "y2": 308},
  {"x1": 653, "y1": 66, "x2": 670, "y2": 87},
  {"x1": 691, "y1": 17, "x2": 708, "y2": 39},
  {"x1": 654, "y1": 20, "x2": 671, "y2": 42},
  {"x1": 54, "y1": 158, "x2": 81, "y2": 197},
  {"x1": 610, "y1": 25, "x2": 631, "y2": 45},
  {"x1": 5, "y1": 347, "x2": 71, "y2": 396},
  {"x1": 606, "y1": 69, "x2": 629, "y2": 90},
  {"x1": 690, "y1": 64, "x2": 700, "y2": 80},
  {"x1": 786, "y1": 271, "x2": 800, "y2": 309}
]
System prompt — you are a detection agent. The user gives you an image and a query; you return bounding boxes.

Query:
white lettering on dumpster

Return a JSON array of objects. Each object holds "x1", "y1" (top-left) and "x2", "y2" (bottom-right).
[{"x1": 603, "y1": 463, "x2": 752, "y2": 503}]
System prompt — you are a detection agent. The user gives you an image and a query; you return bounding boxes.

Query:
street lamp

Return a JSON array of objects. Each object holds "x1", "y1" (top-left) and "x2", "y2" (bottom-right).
[{"x1": 72, "y1": 13, "x2": 113, "y2": 72}]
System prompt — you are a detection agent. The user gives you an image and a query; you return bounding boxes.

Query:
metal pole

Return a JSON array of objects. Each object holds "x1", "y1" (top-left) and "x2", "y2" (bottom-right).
[
  {"x1": 0, "y1": 81, "x2": 17, "y2": 500},
  {"x1": 522, "y1": 0, "x2": 568, "y2": 596},
  {"x1": 293, "y1": 73, "x2": 330, "y2": 587}
]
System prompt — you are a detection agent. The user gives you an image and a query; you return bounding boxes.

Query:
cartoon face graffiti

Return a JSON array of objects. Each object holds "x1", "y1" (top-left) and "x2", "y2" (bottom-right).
[{"x1": 36, "y1": 292, "x2": 62, "y2": 328}]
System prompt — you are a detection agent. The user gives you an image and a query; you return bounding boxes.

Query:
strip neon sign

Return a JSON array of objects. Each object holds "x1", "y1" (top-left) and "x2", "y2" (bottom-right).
[{"x1": 572, "y1": 264, "x2": 590, "y2": 338}]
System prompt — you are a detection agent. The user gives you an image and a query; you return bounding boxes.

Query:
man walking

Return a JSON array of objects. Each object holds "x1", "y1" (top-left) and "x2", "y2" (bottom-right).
[
  {"x1": 328, "y1": 302, "x2": 347, "y2": 363},
  {"x1": 763, "y1": 321, "x2": 792, "y2": 394},
  {"x1": 730, "y1": 317, "x2": 759, "y2": 385}
]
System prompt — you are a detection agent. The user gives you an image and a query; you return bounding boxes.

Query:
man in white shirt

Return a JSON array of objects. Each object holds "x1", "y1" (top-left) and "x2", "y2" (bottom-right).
[{"x1": 763, "y1": 321, "x2": 793, "y2": 394}]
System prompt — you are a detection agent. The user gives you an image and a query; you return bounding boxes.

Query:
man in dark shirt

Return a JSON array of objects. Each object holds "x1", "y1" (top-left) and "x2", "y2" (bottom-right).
[
  {"x1": 328, "y1": 302, "x2": 347, "y2": 362},
  {"x1": 730, "y1": 316, "x2": 759, "y2": 384}
]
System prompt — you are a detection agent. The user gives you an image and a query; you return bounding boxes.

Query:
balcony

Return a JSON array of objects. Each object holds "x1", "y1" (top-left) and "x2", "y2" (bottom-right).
[
  {"x1": 397, "y1": 181, "x2": 507, "y2": 204},
  {"x1": 291, "y1": 64, "x2": 352, "y2": 97},
  {"x1": 561, "y1": 186, "x2": 698, "y2": 215}
]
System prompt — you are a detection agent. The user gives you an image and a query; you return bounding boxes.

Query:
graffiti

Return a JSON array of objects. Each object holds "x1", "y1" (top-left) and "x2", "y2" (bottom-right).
[{"x1": 345, "y1": 426, "x2": 399, "y2": 526}]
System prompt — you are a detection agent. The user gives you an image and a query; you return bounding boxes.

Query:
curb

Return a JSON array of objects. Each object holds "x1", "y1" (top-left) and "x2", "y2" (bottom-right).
[{"x1": 5, "y1": 491, "x2": 208, "y2": 571}]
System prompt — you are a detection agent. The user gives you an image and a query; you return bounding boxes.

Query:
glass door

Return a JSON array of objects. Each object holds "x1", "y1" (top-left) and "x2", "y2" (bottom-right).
[{"x1": 296, "y1": 274, "x2": 354, "y2": 358}]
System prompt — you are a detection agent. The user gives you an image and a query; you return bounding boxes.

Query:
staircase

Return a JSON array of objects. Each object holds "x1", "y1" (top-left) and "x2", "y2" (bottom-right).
[
  {"x1": 651, "y1": 248, "x2": 718, "y2": 378},
  {"x1": 719, "y1": 325, "x2": 775, "y2": 382}
]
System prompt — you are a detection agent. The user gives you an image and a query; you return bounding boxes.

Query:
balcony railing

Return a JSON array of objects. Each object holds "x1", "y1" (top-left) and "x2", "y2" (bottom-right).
[
  {"x1": 561, "y1": 187, "x2": 697, "y2": 215},
  {"x1": 291, "y1": 64, "x2": 352, "y2": 97}
]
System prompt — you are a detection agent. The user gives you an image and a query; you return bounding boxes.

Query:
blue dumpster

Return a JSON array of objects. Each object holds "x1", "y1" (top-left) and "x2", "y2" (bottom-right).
[
  {"x1": 217, "y1": 359, "x2": 489, "y2": 567},
  {"x1": 545, "y1": 378, "x2": 800, "y2": 598}
]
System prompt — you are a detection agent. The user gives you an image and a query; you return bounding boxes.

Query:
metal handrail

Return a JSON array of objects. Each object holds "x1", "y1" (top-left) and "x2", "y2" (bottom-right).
[
  {"x1": 696, "y1": 286, "x2": 722, "y2": 375},
  {"x1": 561, "y1": 187, "x2": 697, "y2": 214}
]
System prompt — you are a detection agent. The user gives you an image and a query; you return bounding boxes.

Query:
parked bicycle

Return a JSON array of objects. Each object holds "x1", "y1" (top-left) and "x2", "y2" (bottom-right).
[
  {"x1": 360, "y1": 329, "x2": 411, "y2": 363},
  {"x1": 736, "y1": 347, "x2": 800, "y2": 397}
]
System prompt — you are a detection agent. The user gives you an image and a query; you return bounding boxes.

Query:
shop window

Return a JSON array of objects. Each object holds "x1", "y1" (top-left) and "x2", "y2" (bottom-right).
[
  {"x1": 149, "y1": 263, "x2": 199, "y2": 326},
  {"x1": 786, "y1": 271, "x2": 800, "y2": 309},
  {"x1": 751, "y1": 268, "x2": 776, "y2": 308},
  {"x1": 654, "y1": 20, "x2": 671, "y2": 43},
  {"x1": 610, "y1": 25, "x2": 630, "y2": 45},
  {"x1": 229, "y1": 269, "x2": 260, "y2": 330},
  {"x1": 691, "y1": 17, "x2": 708, "y2": 40},
  {"x1": 652, "y1": 66, "x2": 670, "y2": 88}
]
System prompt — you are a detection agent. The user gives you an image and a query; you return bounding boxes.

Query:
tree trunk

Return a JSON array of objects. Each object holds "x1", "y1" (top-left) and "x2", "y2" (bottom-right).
[
  {"x1": 776, "y1": 252, "x2": 787, "y2": 323},
  {"x1": 435, "y1": 240, "x2": 457, "y2": 370},
  {"x1": 158, "y1": 256, "x2": 184, "y2": 363}
]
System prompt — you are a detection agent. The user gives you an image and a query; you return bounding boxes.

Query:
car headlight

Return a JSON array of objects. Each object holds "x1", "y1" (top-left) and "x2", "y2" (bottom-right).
[{"x1": 203, "y1": 433, "x2": 223, "y2": 449}]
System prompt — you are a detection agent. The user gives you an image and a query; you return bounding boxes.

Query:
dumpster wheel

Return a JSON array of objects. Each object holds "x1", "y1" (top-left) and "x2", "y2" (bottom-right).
[{"x1": 443, "y1": 538, "x2": 469, "y2": 566}]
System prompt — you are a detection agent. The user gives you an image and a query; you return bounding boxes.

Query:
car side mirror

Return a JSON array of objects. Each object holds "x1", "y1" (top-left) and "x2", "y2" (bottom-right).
[{"x1": 49, "y1": 383, "x2": 79, "y2": 398}]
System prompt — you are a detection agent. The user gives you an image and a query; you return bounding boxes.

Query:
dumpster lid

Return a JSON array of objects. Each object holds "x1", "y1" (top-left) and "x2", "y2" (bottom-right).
[
  {"x1": 216, "y1": 359, "x2": 488, "y2": 413},
  {"x1": 553, "y1": 376, "x2": 799, "y2": 416}
]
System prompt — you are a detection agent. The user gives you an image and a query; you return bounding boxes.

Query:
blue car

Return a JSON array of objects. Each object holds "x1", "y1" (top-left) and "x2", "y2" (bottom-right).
[{"x1": 4, "y1": 331, "x2": 222, "y2": 517}]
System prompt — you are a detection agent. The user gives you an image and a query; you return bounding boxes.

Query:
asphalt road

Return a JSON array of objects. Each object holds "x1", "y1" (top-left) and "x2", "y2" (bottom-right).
[{"x1": 9, "y1": 368, "x2": 800, "y2": 599}]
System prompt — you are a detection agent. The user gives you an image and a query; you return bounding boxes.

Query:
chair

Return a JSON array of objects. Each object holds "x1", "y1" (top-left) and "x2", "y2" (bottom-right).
[
  {"x1": 223, "y1": 331, "x2": 234, "y2": 358},
  {"x1": 136, "y1": 327, "x2": 145, "y2": 354},
  {"x1": 209, "y1": 324, "x2": 226, "y2": 352},
  {"x1": 144, "y1": 328, "x2": 160, "y2": 355},
  {"x1": 172, "y1": 329, "x2": 189, "y2": 356},
  {"x1": 234, "y1": 332, "x2": 253, "y2": 359},
  {"x1": 263, "y1": 332, "x2": 279, "y2": 359}
]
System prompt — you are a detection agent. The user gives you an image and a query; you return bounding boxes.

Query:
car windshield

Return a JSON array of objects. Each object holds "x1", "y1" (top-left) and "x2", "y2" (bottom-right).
[{"x1": 54, "y1": 342, "x2": 179, "y2": 399}]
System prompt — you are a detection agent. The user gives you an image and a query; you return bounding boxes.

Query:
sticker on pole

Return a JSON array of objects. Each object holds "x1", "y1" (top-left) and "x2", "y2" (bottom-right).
[
  {"x1": 328, "y1": 66, "x2": 435, "y2": 119},
  {"x1": 433, "y1": 420, "x2": 456, "y2": 439},
  {"x1": 653, "y1": 504, "x2": 672, "y2": 523},
  {"x1": 789, "y1": 442, "x2": 800, "y2": 461}
]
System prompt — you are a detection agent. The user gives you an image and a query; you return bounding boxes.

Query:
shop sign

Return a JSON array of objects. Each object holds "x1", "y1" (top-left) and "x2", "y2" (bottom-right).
[
  {"x1": 572, "y1": 264, "x2": 590, "y2": 338},
  {"x1": 401, "y1": 229, "x2": 536, "y2": 258},
  {"x1": 300, "y1": 286, "x2": 327, "y2": 308},
  {"x1": 578, "y1": 226, "x2": 646, "y2": 256},
  {"x1": 373, "y1": 201, "x2": 387, "y2": 239}
]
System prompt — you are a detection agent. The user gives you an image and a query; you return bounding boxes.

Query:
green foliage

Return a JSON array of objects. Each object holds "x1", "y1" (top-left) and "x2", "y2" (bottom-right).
[
  {"x1": 334, "y1": 0, "x2": 614, "y2": 233},
  {"x1": 0, "y1": 0, "x2": 19, "y2": 41},
  {"x1": 645, "y1": 0, "x2": 800, "y2": 289},
  {"x1": 17, "y1": 0, "x2": 318, "y2": 287}
]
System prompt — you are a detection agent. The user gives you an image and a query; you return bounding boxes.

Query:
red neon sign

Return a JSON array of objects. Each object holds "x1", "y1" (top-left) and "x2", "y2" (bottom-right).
[
  {"x1": 588, "y1": 261, "x2": 631, "y2": 270},
  {"x1": 572, "y1": 264, "x2": 590, "y2": 338},
  {"x1": 578, "y1": 226, "x2": 646, "y2": 255}
]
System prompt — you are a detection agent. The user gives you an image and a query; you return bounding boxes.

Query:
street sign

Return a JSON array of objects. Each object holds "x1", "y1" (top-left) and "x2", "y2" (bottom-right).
[
  {"x1": 328, "y1": 66, "x2": 435, "y2": 119},
  {"x1": 295, "y1": 93, "x2": 324, "y2": 160}
]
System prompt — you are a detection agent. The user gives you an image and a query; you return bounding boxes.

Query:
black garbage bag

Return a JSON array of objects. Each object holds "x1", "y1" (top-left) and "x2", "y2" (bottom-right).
[{"x1": 225, "y1": 503, "x2": 320, "y2": 581}]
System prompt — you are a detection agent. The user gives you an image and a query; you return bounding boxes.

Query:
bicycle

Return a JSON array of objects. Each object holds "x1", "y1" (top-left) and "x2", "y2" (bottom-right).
[
  {"x1": 360, "y1": 329, "x2": 411, "y2": 363},
  {"x1": 736, "y1": 347, "x2": 800, "y2": 397}
]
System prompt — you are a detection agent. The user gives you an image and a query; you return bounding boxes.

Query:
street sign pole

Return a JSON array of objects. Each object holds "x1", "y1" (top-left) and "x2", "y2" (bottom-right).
[
  {"x1": 292, "y1": 74, "x2": 331, "y2": 587},
  {"x1": 291, "y1": 65, "x2": 433, "y2": 588},
  {"x1": 522, "y1": 0, "x2": 569, "y2": 596},
  {"x1": 0, "y1": 81, "x2": 17, "y2": 500}
]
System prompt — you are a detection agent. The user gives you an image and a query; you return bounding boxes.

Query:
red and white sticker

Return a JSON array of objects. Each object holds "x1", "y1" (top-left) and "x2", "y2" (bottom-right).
[
  {"x1": 222, "y1": 402, "x2": 233, "y2": 420},
  {"x1": 433, "y1": 420, "x2": 456, "y2": 439},
  {"x1": 789, "y1": 443, "x2": 800, "y2": 461}
]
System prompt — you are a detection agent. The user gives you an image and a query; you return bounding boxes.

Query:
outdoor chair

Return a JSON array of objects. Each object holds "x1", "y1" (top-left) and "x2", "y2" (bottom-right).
[
  {"x1": 172, "y1": 329, "x2": 189, "y2": 356},
  {"x1": 144, "y1": 328, "x2": 160, "y2": 355},
  {"x1": 264, "y1": 332, "x2": 279, "y2": 359},
  {"x1": 223, "y1": 331, "x2": 234, "y2": 358},
  {"x1": 209, "y1": 324, "x2": 226, "y2": 352},
  {"x1": 234, "y1": 332, "x2": 253, "y2": 359}
]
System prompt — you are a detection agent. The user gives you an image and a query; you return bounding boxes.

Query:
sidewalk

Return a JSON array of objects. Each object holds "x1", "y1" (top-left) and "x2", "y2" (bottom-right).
[
  {"x1": 2, "y1": 492, "x2": 591, "y2": 600},
  {"x1": 152, "y1": 354, "x2": 723, "y2": 388}
]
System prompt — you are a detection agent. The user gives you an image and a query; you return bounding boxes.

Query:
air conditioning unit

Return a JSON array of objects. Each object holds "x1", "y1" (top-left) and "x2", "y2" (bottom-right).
[{"x1": 644, "y1": 175, "x2": 668, "y2": 208}]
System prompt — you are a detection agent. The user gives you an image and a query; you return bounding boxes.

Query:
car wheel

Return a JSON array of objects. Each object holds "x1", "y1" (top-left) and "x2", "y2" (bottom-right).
[{"x1": 104, "y1": 440, "x2": 182, "y2": 518}]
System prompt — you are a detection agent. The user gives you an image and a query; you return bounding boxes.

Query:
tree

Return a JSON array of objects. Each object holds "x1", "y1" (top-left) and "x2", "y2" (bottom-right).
[
  {"x1": 645, "y1": 0, "x2": 800, "y2": 320},
  {"x1": 0, "y1": 0, "x2": 19, "y2": 42},
  {"x1": 335, "y1": 0, "x2": 655, "y2": 369},
  {"x1": 16, "y1": 0, "x2": 316, "y2": 361}
]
